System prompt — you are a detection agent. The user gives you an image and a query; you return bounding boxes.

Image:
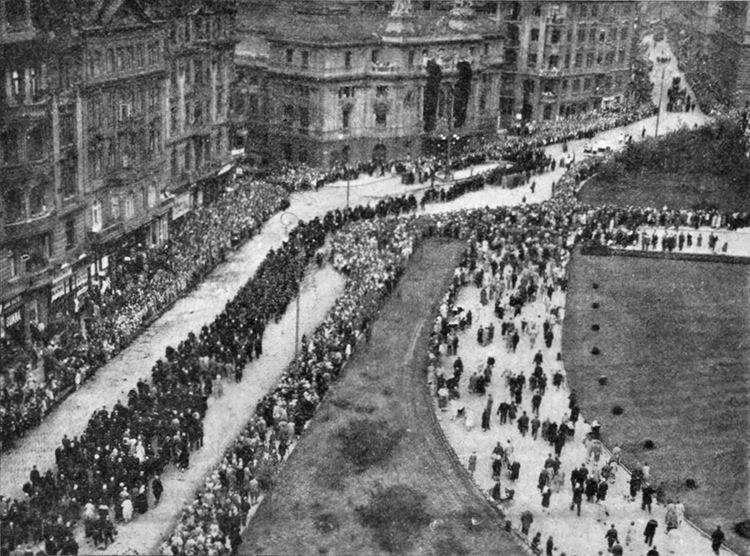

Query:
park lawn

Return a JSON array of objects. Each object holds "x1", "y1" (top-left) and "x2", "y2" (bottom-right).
[
  {"x1": 579, "y1": 119, "x2": 750, "y2": 212},
  {"x1": 241, "y1": 239, "x2": 525, "y2": 556},
  {"x1": 580, "y1": 170, "x2": 750, "y2": 213},
  {"x1": 562, "y1": 252, "x2": 750, "y2": 556}
]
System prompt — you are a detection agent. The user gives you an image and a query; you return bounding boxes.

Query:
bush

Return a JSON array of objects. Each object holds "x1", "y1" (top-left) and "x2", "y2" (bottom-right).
[
  {"x1": 313, "y1": 512, "x2": 340, "y2": 533},
  {"x1": 612, "y1": 405, "x2": 624, "y2": 415},
  {"x1": 591, "y1": 324, "x2": 600, "y2": 331},
  {"x1": 643, "y1": 439, "x2": 656, "y2": 450},
  {"x1": 338, "y1": 418, "x2": 405, "y2": 470},
  {"x1": 592, "y1": 302, "x2": 600, "y2": 309},
  {"x1": 592, "y1": 282, "x2": 600, "y2": 290},
  {"x1": 685, "y1": 478, "x2": 698, "y2": 489},
  {"x1": 733, "y1": 520, "x2": 750, "y2": 539},
  {"x1": 357, "y1": 484, "x2": 432, "y2": 553},
  {"x1": 591, "y1": 347, "x2": 601, "y2": 355}
]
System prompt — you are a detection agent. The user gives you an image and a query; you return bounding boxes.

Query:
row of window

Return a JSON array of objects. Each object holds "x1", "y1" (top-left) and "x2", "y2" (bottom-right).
[
  {"x1": 530, "y1": 24, "x2": 630, "y2": 45},
  {"x1": 88, "y1": 125, "x2": 162, "y2": 179},
  {"x1": 526, "y1": 48, "x2": 628, "y2": 70},
  {"x1": 87, "y1": 86, "x2": 162, "y2": 129},
  {"x1": 169, "y1": 133, "x2": 225, "y2": 179},
  {"x1": 5, "y1": 67, "x2": 43, "y2": 105},
  {"x1": 168, "y1": 14, "x2": 231, "y2": 46},
  {"x1": 283, "y1": 45, "x2": 491, "y2": 72},
  {"x1": 89, "y1": 185, "x2": 157, "y2": 232},
  {"x1": 86, "y1": 41, "x2": 163, "y2": 80}
]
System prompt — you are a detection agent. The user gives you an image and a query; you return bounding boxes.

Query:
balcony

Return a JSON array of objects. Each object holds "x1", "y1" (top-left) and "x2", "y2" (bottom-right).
[
  {"x1": 4, "y1": 210, "x2": 57, "y2": 241},
  {"x1": 88, "y1": 221, "x2": 124, "y2": 246}
]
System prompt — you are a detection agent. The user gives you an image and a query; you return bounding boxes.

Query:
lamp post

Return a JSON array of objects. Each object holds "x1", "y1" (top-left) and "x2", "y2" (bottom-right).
[
  {"x1": 654, "y1": 64, "x2": 667, "y2": 137},
  {"x1": 281, "y1": 211, "x2": 302, "y2": 356},
  {"x1": 346, "y1": 171, "x2": 351, "y2": 209}
]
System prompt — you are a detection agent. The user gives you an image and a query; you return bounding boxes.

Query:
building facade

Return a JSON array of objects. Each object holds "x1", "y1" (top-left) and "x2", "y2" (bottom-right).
[
  {"x1": 0, "y1": 0, "x2": 235, "y2": 342},
  {"x1": 1, "y1": 0, "x2": 85, "y2": 340},
  {"x1": 234, "y1": 0, "x2": 505, "y2": 166},
  {"x1": 659, "y1": 1, "x2": 749, "y2": 110},
  {"x1": 498, "y1": 0, "x2": 638, "y2": 127}
]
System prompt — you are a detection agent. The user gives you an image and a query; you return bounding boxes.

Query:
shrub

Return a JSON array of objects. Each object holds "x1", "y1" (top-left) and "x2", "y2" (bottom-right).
[
  {"x1": 612, "y1": 405, "x2": 624, "y2": 415},
  {"x1": 734, "y1": 520, "x2": 750, "y2": 539},
  {"x1": 598, "y1": 375, "x2": 608, "y2": 385},
  {"x1": 591, "y1": 347, "x2": 601, "y2": 355},
  {"x1": 313, "y1": 512, "x2": 340, "y2": 533},
  {"x1": 592, "y1": 282, "x2": 600, "y2": 289},
  {"x1": 685, "y1": 478, "x2": 698, "y2": 489},
  {"x1": 643, "y1": 439, "x2": 656, "y2": 450},
  {"x1": 592, "y1": 302, "x2": 600, "y2": 309},
  {"x1": 591, "y1": 324, "x2": 600, "y2": 331},
  {"x1": 338, "y1": 418, "x2": 405, "y2": 470},
  {"x1": 357, "y1": 484, "x2": 432, "y2": 553}
]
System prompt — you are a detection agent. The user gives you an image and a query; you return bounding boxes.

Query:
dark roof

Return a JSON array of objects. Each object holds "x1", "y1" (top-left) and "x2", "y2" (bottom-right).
[{"x1": 239, "y1": 5, "x2": 501, "y2": 45}]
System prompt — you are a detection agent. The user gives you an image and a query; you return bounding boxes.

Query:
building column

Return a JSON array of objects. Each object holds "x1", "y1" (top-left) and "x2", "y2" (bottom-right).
[
  {"x1": 210, "y1": 57, "x2": 218, "y2": 124},
  {"x1": 75, "y1": 89, "x2": 86, "y2": 195},
  {"x1": 0, "y1": 0, "x2": 7, "y2": 36},
  {"x1": 4, "y1": 69, "x2": 13, "y2": 104},
  {"x1": 23, "y1": 67, "x2": 31, "y2": 104},
  {"x1": 51, "y1": 93, "x2": 62, "y2": 208}
]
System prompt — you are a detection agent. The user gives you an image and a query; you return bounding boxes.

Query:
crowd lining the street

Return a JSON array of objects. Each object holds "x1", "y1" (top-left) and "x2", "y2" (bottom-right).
[{"x1": 2, "y1": 104, "x2": 747, "y2": 556}]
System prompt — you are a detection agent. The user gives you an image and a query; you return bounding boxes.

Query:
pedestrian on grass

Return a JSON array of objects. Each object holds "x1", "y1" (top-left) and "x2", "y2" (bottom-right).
[{"x1": 711, "y1": 526, "x2": 725, "y2": 554}]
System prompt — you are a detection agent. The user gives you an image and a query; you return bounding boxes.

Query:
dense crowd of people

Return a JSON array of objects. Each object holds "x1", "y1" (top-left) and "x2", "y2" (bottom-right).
[
  {"x1": 0, "y1": 211, "x2": 328, "y2": 555},
  {"x1": 2, "y1": 98, "x2": 748, "y2": 556},
  {"x1": 162, "y1": 205, "x2": 423, "y2": 555},
  {"x1": 510, "y1": 104, "x2": 657, "y2": 146},
  {"x1": 0, "y1": 181, "x2": 290, "y2": 452}
]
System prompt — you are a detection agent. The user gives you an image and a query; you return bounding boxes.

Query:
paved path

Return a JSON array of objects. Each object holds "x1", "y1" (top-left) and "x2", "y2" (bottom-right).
[
  {"x1": 436, "y1": 280, "x2": 738, "y2": 556},
  {"x1": 79, "y1": 265, "x2": 345, "y2": 556},
  {"x1": 0, "y1": 173, "x2": 454, "y2": 499}
]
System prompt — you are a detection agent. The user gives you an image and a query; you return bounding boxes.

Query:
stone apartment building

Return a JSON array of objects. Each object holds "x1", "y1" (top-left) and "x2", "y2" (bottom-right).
[
  {"x1": 233, "y1": 0, "x2": 639, "y2": 165},
  {"x1": 233, "y1": 0, "x2": 505, "y2": 166},
  {"x1": 0, "y1": 0, "x2": 234, "y2": 341},
  {"x1": 497, "y1": 0, "x2": 638, "y2": 127}
]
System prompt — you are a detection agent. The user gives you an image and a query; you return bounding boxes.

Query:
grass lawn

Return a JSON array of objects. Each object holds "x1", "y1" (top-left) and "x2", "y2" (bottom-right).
[
  {"x1": 579, "y1": 119, "x2": 750, "y2": 212},
  {"x1": 562, "y1": 251, "x2": 750, "y2": 555},
  {"x1": 580, "y1": 170, "x2": 750, "y2": 213},
  {"x1": 241, "y1": 239, "x2": 525, "y2": 556}
]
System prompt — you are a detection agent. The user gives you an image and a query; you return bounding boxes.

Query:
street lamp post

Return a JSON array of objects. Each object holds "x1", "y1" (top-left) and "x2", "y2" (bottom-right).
[
  {"x1": 655, "y1": 64, "x2": 667, "y2": 137},
  {"x1": 346, "y1": 172, "x2": 351, "y2": 209}
]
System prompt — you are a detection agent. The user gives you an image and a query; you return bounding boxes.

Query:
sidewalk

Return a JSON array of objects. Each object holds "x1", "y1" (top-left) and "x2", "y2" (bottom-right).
[
  {"x1": 75, "y1": 266, "x2": 345, "y2": 556},
  {"x1": 436, "y1": 284, "x2": 738, "y2": 556}
]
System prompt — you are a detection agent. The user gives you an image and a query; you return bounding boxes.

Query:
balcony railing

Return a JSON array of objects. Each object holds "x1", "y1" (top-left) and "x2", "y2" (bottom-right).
[{"x1": 5, "y1": 209, "x2": 57, "y2": 240}]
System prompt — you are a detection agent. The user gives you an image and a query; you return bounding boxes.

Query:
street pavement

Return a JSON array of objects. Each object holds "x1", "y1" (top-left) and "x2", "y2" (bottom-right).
[
  {"x1": 78, "y1": 266, "x2": 344, "y2": 555},
  {"x1": 437, "y1": 281, "x2": 738, "y2": 556}
]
